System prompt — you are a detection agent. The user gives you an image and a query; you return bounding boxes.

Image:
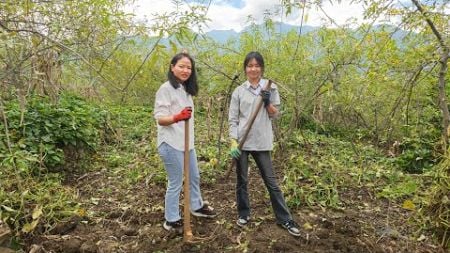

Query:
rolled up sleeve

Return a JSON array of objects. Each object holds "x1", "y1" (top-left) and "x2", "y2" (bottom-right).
[{"x1": 154, "y1": 87, "x2": 171, "y2": 119}]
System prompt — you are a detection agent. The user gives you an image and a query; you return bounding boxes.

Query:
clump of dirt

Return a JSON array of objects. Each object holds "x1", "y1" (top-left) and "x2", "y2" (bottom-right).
[{"x1": 21, "y1": 167, "x2": 443, "y2": 253}]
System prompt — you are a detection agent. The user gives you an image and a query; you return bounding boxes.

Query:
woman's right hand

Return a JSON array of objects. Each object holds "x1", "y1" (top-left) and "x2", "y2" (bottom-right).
[{"x1": 173, "y1": 107, "x2": 192, "y2": 122}]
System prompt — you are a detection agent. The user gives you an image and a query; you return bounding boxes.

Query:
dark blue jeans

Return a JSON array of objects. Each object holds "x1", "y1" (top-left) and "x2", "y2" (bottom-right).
[{"x1": 235, "y1": 150, "x2": 292, "y2": 223}]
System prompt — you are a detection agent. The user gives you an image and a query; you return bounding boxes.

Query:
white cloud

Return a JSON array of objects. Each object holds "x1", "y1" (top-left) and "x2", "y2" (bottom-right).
[
  {"x1": 126, "y1": 0, "x2": 371, "y2": 32},
  {"x1": 295, "y1": 1, "x2": 366, "y2": 27},
  {"x1": 203, "y1": 4, "x2": 244, "y2": 31},
  {"x1": 124, "y1": 0, "x2": 180, "y2": 24}
]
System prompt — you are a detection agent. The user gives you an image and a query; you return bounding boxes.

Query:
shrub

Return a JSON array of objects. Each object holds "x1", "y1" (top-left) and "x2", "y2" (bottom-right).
[
  {"x1": 0, "y1": 93, "x2": 107, "y2": 235},
  {"x1": 0, "y1": 93, "x2": 108, "y2": 173}
]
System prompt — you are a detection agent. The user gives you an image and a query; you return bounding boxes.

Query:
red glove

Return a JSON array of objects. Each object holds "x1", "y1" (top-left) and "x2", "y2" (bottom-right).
[{"x1": 173, "y1": 107, "x2": 192, "y2": 122}]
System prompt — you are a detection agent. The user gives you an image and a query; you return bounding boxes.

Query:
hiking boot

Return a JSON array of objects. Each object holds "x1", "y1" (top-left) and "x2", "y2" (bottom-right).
[
  {"x1": 191, "y1": 203, "x2": 217, "y2": 218},
  {"x1": 163, "y1": 219, "x2": 183, "y2": 232},
  {"x1": 280, "y1": 220, "x2": 301, "y2": 237},
  {"x1": 236, "y1": 216, "x2": 250, "y2": 227}
]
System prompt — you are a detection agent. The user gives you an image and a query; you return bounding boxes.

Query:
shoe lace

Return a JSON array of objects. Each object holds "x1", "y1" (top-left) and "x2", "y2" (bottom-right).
[
  {"x1": 201, "y1": 204, "x2": 214, "y2": 212},
  {"x1": 285, "y1": 220, "x2": 299, "y2": 229},
  {"x1": 172, "y1": 220, "x2": 183, "y2": 226}
]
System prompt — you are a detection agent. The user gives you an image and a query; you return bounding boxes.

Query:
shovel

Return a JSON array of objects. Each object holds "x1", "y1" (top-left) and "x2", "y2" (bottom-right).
[{"x1": 183, "y1": 119, "x2": 193, "y2": 242}]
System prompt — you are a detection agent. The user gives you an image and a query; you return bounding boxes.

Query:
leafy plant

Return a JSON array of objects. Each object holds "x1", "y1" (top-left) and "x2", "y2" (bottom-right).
[
  {"x1": 377, "y1": 176, "x2": 418, "y2": 199},
  {"x1": 0, "y1": 93, "x2": 107, "y2": 235},
  {"x1": 0, "y1": 162, "x2": 81, "y2": 236},
  {"x1": 393, "y1": 132, "x2": 440, "y2": 173},
  {"x1": 1, "y1": 94, "x2": 108, "y2": 172},
  {"x1": 422, "y1": 150, "x2": 450, "y2": 248}
]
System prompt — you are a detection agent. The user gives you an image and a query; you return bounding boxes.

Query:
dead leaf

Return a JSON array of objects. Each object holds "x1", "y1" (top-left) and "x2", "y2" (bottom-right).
[
  {"x1": 22, "y1": 220, "x2": 39, "y2": 233},
  {"x1": 417, "y1": 234, "x2": 427, "y2": 241},
  {"x1": 303, "y1": 222, "x2": 313, "y2": 230},
  {"x1": 402, "y1": 199, "x2": 415, "y2": 211},
  {"x1": 32, "y1": 206, "x2": 43, "y2": 220}
]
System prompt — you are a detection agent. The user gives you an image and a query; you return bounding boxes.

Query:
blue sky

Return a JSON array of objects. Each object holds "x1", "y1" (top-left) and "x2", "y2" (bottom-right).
[
  {"x1": 224, "y1": 0, "x2": 245, "y2": 8},
  {"x1": 185, "y1": 0, "x2": 245, "y2": 8}
]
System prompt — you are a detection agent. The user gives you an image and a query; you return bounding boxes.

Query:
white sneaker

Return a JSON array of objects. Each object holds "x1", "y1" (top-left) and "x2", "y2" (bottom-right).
[{"x1": 236, "y1": 216, "x2": 250, "y2": 227}]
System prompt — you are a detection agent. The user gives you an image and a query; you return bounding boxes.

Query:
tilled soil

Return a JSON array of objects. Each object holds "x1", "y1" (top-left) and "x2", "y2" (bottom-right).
[{"x1": 22, "y1": 166, "x2": 443, "y2": 253}]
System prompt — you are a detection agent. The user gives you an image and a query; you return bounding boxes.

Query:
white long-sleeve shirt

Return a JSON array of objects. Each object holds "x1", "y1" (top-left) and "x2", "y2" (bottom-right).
[
  {"x1": 228, "y1": 78, "x2": 281, "y2": 151},
  {"x1": 154, "y1": 81, "x2": 195, "y2": 151}
]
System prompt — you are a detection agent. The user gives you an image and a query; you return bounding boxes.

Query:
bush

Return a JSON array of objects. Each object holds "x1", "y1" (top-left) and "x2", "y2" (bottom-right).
[
  {"x1": 0, "y1": 93, "x2": 108, "y2": 173},
  {"x1": 0, "y1": 93, "x2": 107, "y2": 235},
  {"x1": 423, "y1": 152, "x2": 450, "y2": 249},
  {"x1": 393, "y1": 134, "x2": 440, "y2": 174}
]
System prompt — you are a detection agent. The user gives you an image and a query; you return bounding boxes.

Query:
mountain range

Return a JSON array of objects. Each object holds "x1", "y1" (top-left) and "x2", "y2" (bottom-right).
[
  {"x1": 204, "y1": 22, "x2": 317, "y2": 43},
  {"x1": 202, "y1": 22, "x2": 409, "y2": 44}
]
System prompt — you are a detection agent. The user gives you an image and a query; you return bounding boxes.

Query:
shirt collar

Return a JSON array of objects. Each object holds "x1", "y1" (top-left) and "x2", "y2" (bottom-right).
[
  {"x1": 176, "y1": 83, "x2": 185, "y2": 90},
  {"x1": 245, "y1": 79, "x2": 264, "y2": 89}
]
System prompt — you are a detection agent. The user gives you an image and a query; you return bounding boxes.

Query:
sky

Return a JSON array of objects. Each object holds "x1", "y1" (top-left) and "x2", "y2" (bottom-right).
[
  {"x1": 125, "y1": 0, "x2": 449, "y2": 32},
  {"x1": 126, "y1": 0, "x2": 368, "y2": 32}
]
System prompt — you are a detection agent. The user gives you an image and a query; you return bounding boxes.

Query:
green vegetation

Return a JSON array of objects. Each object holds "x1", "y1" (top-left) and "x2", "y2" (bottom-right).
[
  {"x1": 0, "y1": 0, "x2": 448, "y2": 251},
  {"x1": 0, "y1": 94, "x2": 106, "y2": 236}
]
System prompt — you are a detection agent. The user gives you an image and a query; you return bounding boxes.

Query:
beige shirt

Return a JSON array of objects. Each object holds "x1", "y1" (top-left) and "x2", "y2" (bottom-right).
[
  {"x1": 154, "y1": 81, "x2": 195, "y2": 151},
  {"x1": 228, "y1": 78, "x2": 281, "y2": 151}
]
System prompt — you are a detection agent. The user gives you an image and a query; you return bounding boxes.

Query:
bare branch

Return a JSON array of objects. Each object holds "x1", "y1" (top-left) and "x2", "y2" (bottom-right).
[
  {"x1": 0, "y1": 20, "x2": 121, "y2": 91},
  {"x1": 0, "y1": 98, "x2": 12, "y2": 154},
  {"x1": 410, "y1": 0, "x2": 448, "y2": 50},
  {"x1": 119, "y1": 36, "x2": 163, "y2": 103}
]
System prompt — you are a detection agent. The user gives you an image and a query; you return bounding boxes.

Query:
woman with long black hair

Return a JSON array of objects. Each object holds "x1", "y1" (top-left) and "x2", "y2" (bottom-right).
[{"x1": 154, "y1": 52, "x2": 216, "y2": 232}]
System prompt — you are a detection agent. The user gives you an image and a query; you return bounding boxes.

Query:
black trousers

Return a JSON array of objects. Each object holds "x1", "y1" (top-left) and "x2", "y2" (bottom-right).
[{"x1": 235, "y1": 150, "x2": 292, "y2": 223}]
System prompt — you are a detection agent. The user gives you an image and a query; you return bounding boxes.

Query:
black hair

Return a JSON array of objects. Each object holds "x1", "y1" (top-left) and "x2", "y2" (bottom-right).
[
  {"x1": 167, "y1": 52, "x2": 198, "y2": 96},
  {"x1": 243, "y1": 51, "x2": 265, "y2": 74}
]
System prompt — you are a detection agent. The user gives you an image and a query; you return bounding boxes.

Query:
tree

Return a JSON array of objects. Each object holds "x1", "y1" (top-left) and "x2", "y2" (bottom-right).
[
  {"x1": 410, "y1": 0, "x2": 450, "y2": 150},
  {"x1": 0, "y1": 0, "x2": 135, "y2": 100},
  {"x1": 359, "y1": 0, "x2": 449, "y2": 148}
]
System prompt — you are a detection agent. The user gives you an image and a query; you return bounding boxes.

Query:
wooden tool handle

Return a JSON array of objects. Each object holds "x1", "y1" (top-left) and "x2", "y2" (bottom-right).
[{"x1": 183, "y1": 119, "x2": 193, "y2": 242}]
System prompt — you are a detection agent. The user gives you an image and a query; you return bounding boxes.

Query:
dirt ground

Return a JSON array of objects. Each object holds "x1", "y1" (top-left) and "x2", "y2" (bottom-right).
[{"x1": 22, "y1": 164, "x2": 444, "y2": 253}]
